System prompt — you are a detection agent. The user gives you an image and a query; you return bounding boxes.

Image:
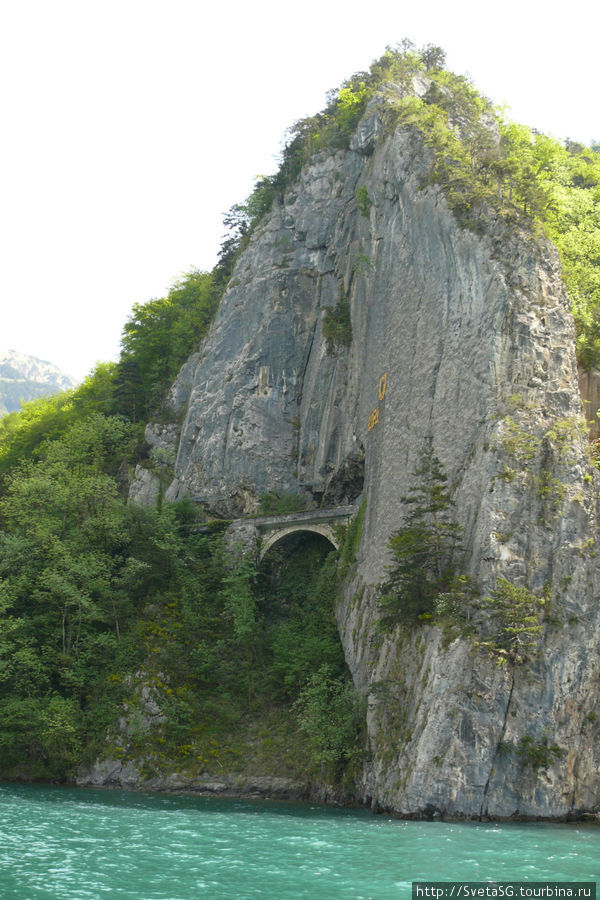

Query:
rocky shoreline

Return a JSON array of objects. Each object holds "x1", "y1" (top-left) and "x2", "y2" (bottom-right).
[
  {"x1": 73, "y1": 760, "x2": 600, "y2": 824},
  {"x1": 74, "y1": 758, "x2": 359, "y2": 807}
]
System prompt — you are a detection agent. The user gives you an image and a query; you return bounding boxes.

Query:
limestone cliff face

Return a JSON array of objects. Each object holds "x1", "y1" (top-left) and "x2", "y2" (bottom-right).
[{"x1": 136, "y1": 94, "x2": 600, "y2": 819}]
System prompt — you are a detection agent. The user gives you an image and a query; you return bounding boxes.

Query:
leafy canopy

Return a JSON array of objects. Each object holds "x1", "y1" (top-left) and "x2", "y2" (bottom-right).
[{"x1": 113, "y1": 268, "x2": 219, "y2": 421}]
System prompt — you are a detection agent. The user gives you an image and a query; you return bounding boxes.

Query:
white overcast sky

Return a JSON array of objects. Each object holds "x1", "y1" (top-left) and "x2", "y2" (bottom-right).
[{"x1": 1, "y1": 0, "x2": 599, "y2": 381}]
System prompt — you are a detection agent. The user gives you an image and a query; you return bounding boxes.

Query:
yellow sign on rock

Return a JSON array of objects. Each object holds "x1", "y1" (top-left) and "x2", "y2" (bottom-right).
[
  {"x1": 368, "y1": 373, "x2": 387, "y2": 432},
  {"x1": 368, "y1": 407, "x2": 379, "y2": 431}
]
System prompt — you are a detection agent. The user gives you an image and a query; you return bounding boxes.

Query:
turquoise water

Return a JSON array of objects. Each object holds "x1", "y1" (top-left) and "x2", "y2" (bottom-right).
[{"x1": 0, "y1": 784, "x2": 598, "y2": 899}]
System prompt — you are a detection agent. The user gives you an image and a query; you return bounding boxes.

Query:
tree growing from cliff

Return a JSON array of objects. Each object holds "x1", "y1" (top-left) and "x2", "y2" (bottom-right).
[
  {"x1": 478, "y1": 578, "x2": 547, "y2": 666},
  {"x1": 323, "y1": 287, "x2": 352, "y2": 354},
  {"x1": 378, "y1": 448, "x2": 470, "y2": 627}
]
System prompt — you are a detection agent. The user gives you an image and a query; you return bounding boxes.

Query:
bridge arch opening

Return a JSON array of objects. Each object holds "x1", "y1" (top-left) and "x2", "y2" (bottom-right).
[
  {"x1": 256, "y1": 530, "x2": 338, "y2": 622},
  {"x1": 259, "y1": 524, "x2": 338, "y2": 562}
]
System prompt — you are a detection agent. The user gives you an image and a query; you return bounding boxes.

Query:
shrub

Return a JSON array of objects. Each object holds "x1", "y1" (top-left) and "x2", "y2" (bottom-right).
[
  {"x1": 258, "y1": 492, "x2": 309, "y2": 515},
  {"x1": 355, "y1": 186, "x2": 371, "y2": 216},
  {"x1": 517, "y1": 735, "x2": 564, "y2": 770},
  {"x1": 295, "y1": 665, "x2": 364, "y2": 768}
]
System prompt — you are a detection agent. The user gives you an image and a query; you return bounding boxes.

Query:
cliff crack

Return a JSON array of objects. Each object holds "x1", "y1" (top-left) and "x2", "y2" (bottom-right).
[
  {"x1": 294, "y1": 306, "x2": 321, "y2": 463},
  {"x1": 479, "y1": 671, "x2": 514, "y2": 820},
  {"x1": 301, "y1": 307, "x2": 320, "y2": 386}
]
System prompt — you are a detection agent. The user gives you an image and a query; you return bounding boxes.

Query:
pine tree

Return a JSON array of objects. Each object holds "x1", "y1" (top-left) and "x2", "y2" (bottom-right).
[{"x1": 378, "y1": 447, "x2": 465, "y2": 626}]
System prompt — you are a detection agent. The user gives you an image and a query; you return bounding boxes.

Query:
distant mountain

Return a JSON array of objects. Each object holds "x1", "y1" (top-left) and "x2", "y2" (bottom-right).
[{"x1": 0, "y1": 349, "x2": 78, "y2": 416}]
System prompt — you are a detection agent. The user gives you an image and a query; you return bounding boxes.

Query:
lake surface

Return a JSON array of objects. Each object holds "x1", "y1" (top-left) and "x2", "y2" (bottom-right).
[{"x1": 0, "y1": 783, "x2": 598, "y2": 898}]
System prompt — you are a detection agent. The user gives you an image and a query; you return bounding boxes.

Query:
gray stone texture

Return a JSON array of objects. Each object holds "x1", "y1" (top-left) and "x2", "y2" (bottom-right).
[
  {"x1": 134, "y1": 91, "x2": 600, "y2": 819},
  {"x1": 578, "y1": 363, "x2": 600, "y2": 439}
]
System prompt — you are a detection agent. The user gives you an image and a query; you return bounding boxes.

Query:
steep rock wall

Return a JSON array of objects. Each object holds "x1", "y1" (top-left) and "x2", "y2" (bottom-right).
[
  {"x1": 138, "y1": 99, "x2": 600, "y2": 819},
  {"x1": 578, "y1": 363, "x2": 600, "y2": 440}
]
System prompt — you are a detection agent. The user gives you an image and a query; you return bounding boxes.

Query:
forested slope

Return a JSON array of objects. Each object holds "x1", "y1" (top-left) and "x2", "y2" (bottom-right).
[{"x1": 0, "y1": 271, "x2": 362, "y2": 788}]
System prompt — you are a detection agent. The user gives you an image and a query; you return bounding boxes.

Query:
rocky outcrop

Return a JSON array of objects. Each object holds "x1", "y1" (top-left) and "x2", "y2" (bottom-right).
[
  {"x1": 76, "y1": 762, "x2": 357, "y2": 805},
  {"x1": 132, "y1": 90, "x2": 600, "y2": 819}
]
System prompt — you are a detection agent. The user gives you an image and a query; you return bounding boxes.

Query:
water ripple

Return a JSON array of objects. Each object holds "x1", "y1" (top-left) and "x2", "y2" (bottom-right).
[{"x1": 0, "y1": 784, "x2": 598, "y2": 898}]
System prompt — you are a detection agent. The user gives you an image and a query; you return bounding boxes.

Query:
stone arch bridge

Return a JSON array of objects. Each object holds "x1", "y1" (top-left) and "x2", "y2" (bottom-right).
[{"x1": 224, "y1": 504, "x2": 358, "y2": 562}]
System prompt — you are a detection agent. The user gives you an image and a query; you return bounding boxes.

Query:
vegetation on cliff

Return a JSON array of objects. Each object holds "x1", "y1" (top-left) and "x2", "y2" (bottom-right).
[
  {"x1": 322, "y1": 287, "x2": 352, "y2": 354},
  {"x1": 378, "y1": 450, "x2": 549, "y2": 668},
  {"x1": 378, "y1": 449, "x2": 469, "y2": 627}
]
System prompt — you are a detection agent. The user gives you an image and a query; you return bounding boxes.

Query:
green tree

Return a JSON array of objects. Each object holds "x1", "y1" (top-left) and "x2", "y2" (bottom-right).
[
  {"x1": 112, "y1": 357, "x2": 145, "y2": 423},
  {"x1": 420, "y1": 44, "x2": 446, "y2": 71},
  {"x1": 295, "y1": 664, "x2": 364, "y2": 769},
  {"x1": 115, "y1": 269, "x2": 218, "y2": 419},
  {"x1": 221, "y1": 551, "x2": 260, "y2": 701},
  {"x1": 0, "y1": 364, "x2": 121, "y2": 482},
  {"x1": 379, "y1": 448, "x2": 466, "y2": 626},
  {"x1": 478, "y1": 578, "x2": 547, "y2": 665},
  {"x1": 0, "y1": 696, "x2": 82, "y2": 779}
]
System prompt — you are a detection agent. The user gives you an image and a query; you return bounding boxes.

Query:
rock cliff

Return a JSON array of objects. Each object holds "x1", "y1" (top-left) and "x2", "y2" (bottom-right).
[{"x1": 133, "y1": 88, "x2": 600, "y2": 819}]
